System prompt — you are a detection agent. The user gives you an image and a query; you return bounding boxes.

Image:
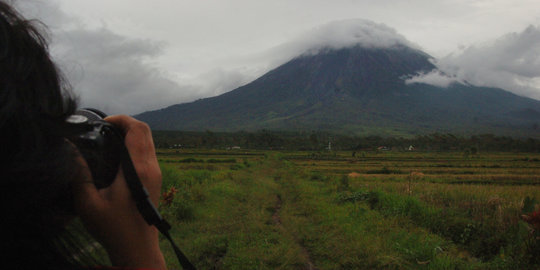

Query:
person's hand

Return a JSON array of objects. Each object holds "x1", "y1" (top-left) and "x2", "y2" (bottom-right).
[{"x1": 72, "y1": 115, "x2": 166, "y2": 269}]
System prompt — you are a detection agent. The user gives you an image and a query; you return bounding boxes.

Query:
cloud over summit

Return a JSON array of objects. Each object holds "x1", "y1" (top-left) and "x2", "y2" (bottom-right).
[
  {"x1": 301, "y1": 19, "x2": 418, "y2": 51},
  {"x1": 272, "y1": 19, "x2": 419, "y2": 60}
]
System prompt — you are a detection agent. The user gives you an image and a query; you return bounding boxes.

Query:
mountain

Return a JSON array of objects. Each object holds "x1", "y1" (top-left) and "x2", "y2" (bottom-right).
[{"x1": 136, "y1": 45, "x2": 540, "y2": 137}]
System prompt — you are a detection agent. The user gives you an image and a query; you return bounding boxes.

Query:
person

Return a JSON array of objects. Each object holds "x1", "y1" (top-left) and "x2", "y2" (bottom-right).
[{"x1": 0, "y1": 1, "x2": 167, "y2": 269}]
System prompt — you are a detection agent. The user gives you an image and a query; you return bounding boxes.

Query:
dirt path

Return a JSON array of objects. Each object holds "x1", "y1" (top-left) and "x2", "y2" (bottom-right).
[{"x1": 271, "y1": 194, "x2": 318, "y2": 270}]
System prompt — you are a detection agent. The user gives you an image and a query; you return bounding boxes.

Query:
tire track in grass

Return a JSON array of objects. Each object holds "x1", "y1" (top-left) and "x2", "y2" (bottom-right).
[
  {"x1": 271, "y1": 193, "x2": 318, "y2": 270},
  {"x1": 265, "y1": 156, "x2": 319, "y2": 270}
]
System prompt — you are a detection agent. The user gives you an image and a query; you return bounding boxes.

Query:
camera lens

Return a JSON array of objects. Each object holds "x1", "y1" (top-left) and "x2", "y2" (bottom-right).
[{"x1": 69, "y1": 108, "x2": 123, "y2": 189}]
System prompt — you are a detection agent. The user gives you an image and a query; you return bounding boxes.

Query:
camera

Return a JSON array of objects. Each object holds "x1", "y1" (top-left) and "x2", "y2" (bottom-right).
[{"x1": 66, "y1": 108, "x2": 123, "y2": 189}]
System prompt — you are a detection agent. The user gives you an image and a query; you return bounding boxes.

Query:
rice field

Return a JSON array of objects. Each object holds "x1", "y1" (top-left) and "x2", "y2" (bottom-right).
[{"x1": 157, "y1": 149, "x2": 540, "y2": 269}]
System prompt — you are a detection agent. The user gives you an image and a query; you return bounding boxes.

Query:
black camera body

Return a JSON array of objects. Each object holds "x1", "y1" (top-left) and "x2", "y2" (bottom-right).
[{"x1": 66, "y1": 108, "x2": 122, "y2": 189}]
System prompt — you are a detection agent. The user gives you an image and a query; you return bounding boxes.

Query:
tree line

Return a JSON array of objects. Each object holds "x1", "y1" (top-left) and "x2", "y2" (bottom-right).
[{"x1": 152, "y1": 130, "x2": 540, "y2": 152}]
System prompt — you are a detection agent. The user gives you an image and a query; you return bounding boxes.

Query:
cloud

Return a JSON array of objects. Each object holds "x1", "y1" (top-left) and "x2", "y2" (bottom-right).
[
  {"x1": 407, "y1": 25, "x2": 540, "y2": 100},
  {"x1": 16, "y1": 0, "x2": 198, "y2": 115},
  {"x1": 405, "y1": 70, "x2": 462, "y2": 88},
  {"x1": 296, "y1": 19, "x2": 420, "y2": 52},
  {"x1": 52, "y1": 27, "x2": 196, "y2": 115},
  {"x1": 258, "y1": 19, "x2": 419, "y2": 66},
  {"x1": 194, "y1": 68, "x2": 255, "y2": 97}
]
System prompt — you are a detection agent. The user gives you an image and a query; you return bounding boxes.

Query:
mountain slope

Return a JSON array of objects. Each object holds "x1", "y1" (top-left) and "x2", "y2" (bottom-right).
[{"x1": 136, "y1": 45, "x2": 540, "y2": 137}]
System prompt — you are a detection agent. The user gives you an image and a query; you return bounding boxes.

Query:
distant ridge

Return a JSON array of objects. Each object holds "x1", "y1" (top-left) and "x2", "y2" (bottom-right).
[{"x1": 136, "y1": 45, "x2": 540, "y2": 137}]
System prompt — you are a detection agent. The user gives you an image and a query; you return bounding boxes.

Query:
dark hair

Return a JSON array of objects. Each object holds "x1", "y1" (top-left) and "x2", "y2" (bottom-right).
[{"x1": 0, "y1": 1, "x2": 102, "y2": 268}]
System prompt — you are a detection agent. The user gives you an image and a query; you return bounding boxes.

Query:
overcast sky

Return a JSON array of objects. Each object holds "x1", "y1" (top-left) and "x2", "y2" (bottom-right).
[{"x1": 14, "y1": 0, "x2": 540, "y2": 115}]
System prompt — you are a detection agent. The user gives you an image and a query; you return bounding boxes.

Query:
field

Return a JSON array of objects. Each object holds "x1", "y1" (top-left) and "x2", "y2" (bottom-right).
[{"x1": 156, "y1": 149, "x2": 540, "y2": 269}]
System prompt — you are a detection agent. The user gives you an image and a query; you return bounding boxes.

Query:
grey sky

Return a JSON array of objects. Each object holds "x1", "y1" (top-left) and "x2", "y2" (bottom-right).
[{"x1": 15, "y1": 0, "x2": 540, "y2": 114}]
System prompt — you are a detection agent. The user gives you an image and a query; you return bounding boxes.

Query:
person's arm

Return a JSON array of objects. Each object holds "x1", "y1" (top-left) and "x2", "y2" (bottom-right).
[{"x1": 72, "y1": 115, "x2": 166, "y2": 269}]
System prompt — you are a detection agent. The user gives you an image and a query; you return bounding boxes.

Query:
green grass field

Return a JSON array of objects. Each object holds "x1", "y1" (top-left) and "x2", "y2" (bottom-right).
[{"x1": 156, "y1": 150, "x2": 540, "y2": 269}]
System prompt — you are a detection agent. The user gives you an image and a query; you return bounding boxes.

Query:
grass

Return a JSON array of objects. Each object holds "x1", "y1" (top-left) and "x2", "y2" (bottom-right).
[{"x1": 156, "y1": 150, "x2": 540, "y2": 269}]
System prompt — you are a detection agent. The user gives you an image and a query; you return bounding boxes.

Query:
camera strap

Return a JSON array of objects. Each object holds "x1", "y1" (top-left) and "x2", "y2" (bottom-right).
[{"x1": 119, "y1": 145, "x2": 196, "y2": 270}]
